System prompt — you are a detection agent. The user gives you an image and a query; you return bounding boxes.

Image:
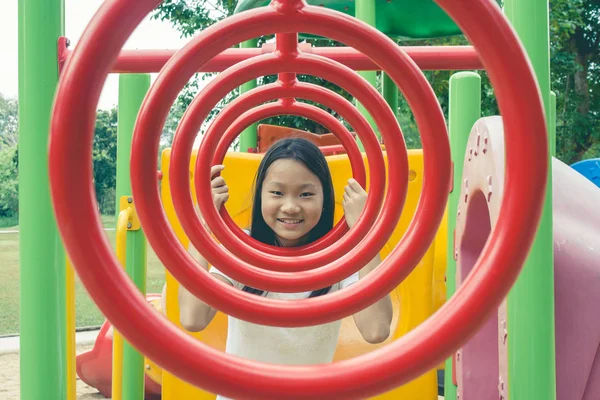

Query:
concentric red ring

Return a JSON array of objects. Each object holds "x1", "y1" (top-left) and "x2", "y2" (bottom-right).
[
  {"x1": 49, "y1": 0, "x2": 547, "y2": 398},
  {"x1": 170, "y1": 51, "x2": 400, "y2": 288},
  {"x1": 182, "y1": 79, "x2": 385, "y2": 273},
  {"x1": 203, "y1": 89, "x2": 368, "y2": 259},
  {"x1": 199, "y1": 81, "x2": 370, "y2": 257}
]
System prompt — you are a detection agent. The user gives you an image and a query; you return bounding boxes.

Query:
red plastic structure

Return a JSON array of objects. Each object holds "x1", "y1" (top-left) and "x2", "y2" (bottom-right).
[
  {"x1": 49, "y1": 0, "x2": 548, "y2": 398},
  {"x1": 76, "y1": 295, "x2": 162, "y2": 400}
]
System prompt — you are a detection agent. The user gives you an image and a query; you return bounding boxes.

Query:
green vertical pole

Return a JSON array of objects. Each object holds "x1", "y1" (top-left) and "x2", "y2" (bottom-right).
[
  {"x1": 444, "y1": 72, "x2": 481, "y2": 400},
  {"x1": 18, "y1": 0, "x2": 67, "y2": 399},
  {"x1": 121, "y1": 227, "x2": 147, "y2": 400},
  {"x1": 355, "y1": 0, "x2": 379, "y2": 150},
  {"x1": 382, "y1": 74, "x2": 398, "y2": 121},
  {"x1": 504, "y1": 1, "x2": 556, "y2": 399},
  {"x1": 116, "y1": 74, "x2": 150, "y2": 400},
  {"x1": 239, "y1": 39, "x2": 258, "y2": 152}
]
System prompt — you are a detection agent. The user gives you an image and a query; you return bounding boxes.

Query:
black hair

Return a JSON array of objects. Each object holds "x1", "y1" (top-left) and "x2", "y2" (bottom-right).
[{"x1": 242, "y1": 137, "x2": 335, "y2": 298}]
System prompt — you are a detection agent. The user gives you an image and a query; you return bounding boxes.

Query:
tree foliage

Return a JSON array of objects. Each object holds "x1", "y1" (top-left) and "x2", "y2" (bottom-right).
[
  {"x1": 0, "y1": 94, "x2": 19, "y2": 218},
  {"x1": 0, "y1": 145, "x2": 18, "y2": 218},
  {"x1": 93, "y1": 108, "x2": 119, "y2": 215},
  {"x1": 152, "y1": 0, "x2": 600, "y2": 164},
  {"x1": 0, "y1": 93, "x2": 18, "y2": 151}
]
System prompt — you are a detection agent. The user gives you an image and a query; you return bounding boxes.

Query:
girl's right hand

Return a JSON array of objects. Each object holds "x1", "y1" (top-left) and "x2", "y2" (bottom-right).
[{"x1": 210, "y1": 165, "x2": 229, "y2": 210}]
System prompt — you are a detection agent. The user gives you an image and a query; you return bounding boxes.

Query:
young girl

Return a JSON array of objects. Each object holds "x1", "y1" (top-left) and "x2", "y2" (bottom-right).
[{"x1": 179, "y1": 138, "x2": 393, "y2": 397}]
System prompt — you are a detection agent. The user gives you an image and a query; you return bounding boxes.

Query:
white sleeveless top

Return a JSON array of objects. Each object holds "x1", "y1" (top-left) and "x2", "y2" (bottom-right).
[{"x1": 208, "y1": 239, "x2": 359, "y2": 400}]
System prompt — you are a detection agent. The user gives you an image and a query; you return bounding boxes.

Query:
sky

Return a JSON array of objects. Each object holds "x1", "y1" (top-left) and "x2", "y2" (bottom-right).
[{"x1": 0, "y1": 0, "x2": 192, "y2": 110}]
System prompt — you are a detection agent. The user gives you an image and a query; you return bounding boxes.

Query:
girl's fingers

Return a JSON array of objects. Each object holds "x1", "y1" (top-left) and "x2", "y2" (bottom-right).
[
  {"x1": 215, "y1": 193, "x2": 229, "y2": 207},
  {"x1": 212, "y1": 185, "x2": 228, "y2": 194},
  {"x1": 211, "y1": 176, "x2": 226, "y2": 188},
  {"x1": 347, "y1": 178, "x2": 365, "y2": 194},
  {"x1": 210, "y1": 164, "x2": 225, "y2": 178},
  {"x1": 344, "y1": 185, "x2": 354, "y2": 197}
]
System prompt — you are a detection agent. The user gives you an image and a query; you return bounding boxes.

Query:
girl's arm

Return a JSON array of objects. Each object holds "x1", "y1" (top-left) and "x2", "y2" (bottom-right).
[
  {"x1": 342, "y1": 179, "x2": 393, "y2": 344},
  {"x1": 351, "y1": 254, "x2": 393, "y2": 344},
  {"x1": 179, "y1": 165, "x2": 232, "y2": 332},
  {"x1": 178, "y1": 242, "x2": 233, "y2": 332}
]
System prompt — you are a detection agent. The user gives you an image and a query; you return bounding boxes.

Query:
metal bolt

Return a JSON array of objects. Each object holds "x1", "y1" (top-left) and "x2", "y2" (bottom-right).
[
  {"x1": 145, "y1": 365, "x2": 151, "y2": 370},
  {"x1": 127, "y1": 197, "x2": 133, "y2": 203},
  {"x1": 127, "y1": 222, "x2": 132, "y2": 229}
]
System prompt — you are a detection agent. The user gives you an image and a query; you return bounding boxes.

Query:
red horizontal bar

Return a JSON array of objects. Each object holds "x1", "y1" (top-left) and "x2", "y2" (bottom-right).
[{"x1": 60, "y1": 38, "x2": 483, "y2": 73}]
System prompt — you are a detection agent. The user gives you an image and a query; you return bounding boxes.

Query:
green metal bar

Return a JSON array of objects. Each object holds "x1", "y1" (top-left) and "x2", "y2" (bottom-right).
[
  {"x1": 121, "y1": 228, "x2": 147, "y2": 400},
  {"x1": 504, "y1": 1, "x2": 556, "y2": 399},
  {"x1": 444, "y1": 71, "x2": 481, "y2": 400},
  {"x1": 18, "y1": 0, "x2": 66, "y2": 398},
  {"x1": 355, "y1": 0, "x2": 378, "y2": 150},
  {"x1": 116, "y1": 74, "x2": 150, "y2": 210},
  {"x1": 116, "y1": 74, "x2": 150, "y2": 400},
  {"x1": 382, "y1": 74, "x2": 398, "y2": 121},
  {"x1": 239, "y1": 39, "x2": 258, "y2": 152}
]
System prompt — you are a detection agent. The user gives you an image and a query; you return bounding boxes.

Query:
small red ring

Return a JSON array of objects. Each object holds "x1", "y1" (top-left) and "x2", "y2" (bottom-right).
[
  {"x1": 204, "y1": 91, "x2": 367, "y2": 260},
  {"x1": 188, "y1": 80, "x2": 380, "y2": 269}
]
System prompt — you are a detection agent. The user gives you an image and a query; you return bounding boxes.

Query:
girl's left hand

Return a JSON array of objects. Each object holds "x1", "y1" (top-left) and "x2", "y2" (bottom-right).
[{"x1": 342, "y1": 179, "x2": 367, "y2": 229}]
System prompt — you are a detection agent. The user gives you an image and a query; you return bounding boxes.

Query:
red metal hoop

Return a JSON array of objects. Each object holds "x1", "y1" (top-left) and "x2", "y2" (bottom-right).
[
  {"x1": 178, "y1": 80, "x2": 385, "y2": 274},
  {"x1": 48, "y1": 0, "x2": 547, "y2": 398},
  {"x1": 170, "y1": 52, "x2": 401, "y2": 288},
  {"x1": 201, "y1": 84, "x2": 370, "y2": 260}
]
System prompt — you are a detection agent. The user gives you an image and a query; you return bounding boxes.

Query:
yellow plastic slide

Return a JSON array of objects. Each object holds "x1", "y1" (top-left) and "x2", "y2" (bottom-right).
[{"x1": 151, "y1": 149, "x2": 446, "y2": 399}]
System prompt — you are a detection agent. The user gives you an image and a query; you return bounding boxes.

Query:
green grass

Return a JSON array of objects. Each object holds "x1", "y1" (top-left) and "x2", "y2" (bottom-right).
[{"x1": 0, "y1": 215, "x2": 166, "y2": 336}]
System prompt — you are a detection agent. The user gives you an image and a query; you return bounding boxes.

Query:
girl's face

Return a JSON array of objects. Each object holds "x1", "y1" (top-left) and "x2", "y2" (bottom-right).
[{"x1": 261, "y1": 158, "x2": 324, "y2": 247}]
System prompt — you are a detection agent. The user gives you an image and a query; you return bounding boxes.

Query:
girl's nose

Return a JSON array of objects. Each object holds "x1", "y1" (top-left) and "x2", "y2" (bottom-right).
[{"x1": 280, "y1": 199, "x2": 301, "y2": 214}]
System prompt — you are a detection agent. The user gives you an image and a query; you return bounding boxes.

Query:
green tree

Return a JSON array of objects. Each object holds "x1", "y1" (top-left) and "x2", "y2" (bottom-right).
[
  {"x1": 0, "y1": 93, "x2": 19, "y2": 219},
  {"x1": 0, "y1": 93, "x2": 18, "y2": 150},
  {"x1": 550, "y1": 0, "x2": 600, "y2": 164},
  {"x1": 93, "y1": 108, "x2": 118, "y2": 215},
  {"x1": 152, "y1": 0, "x2": 600, "y2": 161},
  {"x1": 0, "y1": 145, "x2": 18, "y2": 217}
]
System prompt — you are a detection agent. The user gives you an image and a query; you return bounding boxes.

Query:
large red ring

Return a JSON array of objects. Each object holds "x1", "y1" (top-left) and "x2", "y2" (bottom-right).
[{"x1": 49, "y1": 0, "x2": 546, "y2": 398}]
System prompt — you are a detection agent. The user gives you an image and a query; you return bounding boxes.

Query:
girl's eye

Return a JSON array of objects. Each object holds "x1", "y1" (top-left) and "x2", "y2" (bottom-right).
[
  {"x1": 270, "y1": 191, "x2": 283, "y2": 196},
  {"x1": 300, "y1": 192, "x2": 314, "y2": 198}
]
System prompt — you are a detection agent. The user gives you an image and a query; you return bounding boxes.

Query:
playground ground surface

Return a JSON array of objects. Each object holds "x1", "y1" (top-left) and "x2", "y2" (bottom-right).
[{"x1": 0, "y1": 340, "x2": 445, "y2": 399}]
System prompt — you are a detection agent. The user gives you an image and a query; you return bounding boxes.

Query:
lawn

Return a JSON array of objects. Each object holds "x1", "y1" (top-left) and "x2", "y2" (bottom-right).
[{"x1": 0, "y1": 215, "x2": 166, "y2": 336}]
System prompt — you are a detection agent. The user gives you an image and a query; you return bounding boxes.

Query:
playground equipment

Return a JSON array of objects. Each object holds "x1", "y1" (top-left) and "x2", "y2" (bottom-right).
[
  {"x1": 454, "y1": 117, "x2": 600, "y2": 400},
  {"x1": 571, "y1": 158, "x2": 600, "y2": 188},
  {"x1": 18, "y1": 0, "x2": 569, "y2": 399}
]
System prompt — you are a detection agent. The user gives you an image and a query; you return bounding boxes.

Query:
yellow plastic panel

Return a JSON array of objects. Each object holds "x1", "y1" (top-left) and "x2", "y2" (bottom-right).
[{"x1": 160, "y1": 149, "x2": 439, "y2": 400}]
